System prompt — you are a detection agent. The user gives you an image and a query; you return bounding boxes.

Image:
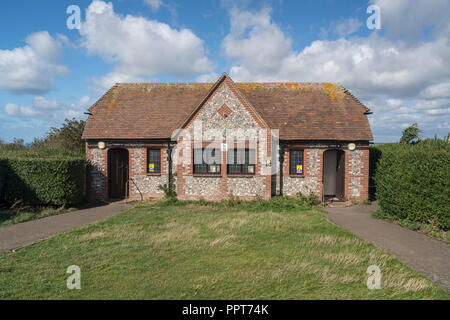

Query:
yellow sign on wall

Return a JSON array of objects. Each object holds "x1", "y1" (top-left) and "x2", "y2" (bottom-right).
[
  {"x1": 296, "y1": 165, "x2": 303, "y2": 174},
  {"x1": 149, "y1": 163, "x2": 155, "y2": 172}
]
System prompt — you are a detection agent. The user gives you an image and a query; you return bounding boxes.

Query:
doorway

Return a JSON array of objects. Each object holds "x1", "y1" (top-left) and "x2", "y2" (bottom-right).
[
  {"x1": 323, "y1": 150, "x2": 345, "y2": 201},
  {"x1": 108, "y1": 148, "x2": 129, "y2": 199}
]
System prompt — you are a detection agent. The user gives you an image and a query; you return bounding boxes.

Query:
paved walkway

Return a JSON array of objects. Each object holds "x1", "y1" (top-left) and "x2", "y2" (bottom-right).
[
  {"x1": 0, "y1": 201, "x2": 135, "y2": 254},
  {"x1": 326, "y1": 202, "x2": 450, "y2": 292}
]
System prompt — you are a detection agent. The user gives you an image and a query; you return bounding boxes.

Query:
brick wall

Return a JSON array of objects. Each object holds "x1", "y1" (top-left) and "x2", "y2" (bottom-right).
[
  {"x1": 84, "y1": 75, "x2": 370, "y2": 203},
  {"x1": 86, "y1": 142, "x2": 370, "y2": 203}
]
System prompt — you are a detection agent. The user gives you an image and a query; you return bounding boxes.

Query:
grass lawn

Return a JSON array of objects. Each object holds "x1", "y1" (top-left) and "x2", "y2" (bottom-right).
[
  {"x1": 0, "y1": 206, "x2": 79, "y2": 227},
  {"x1": 372, "y1": 210, "x2": 450, "y2": 244},
  {"x1": 0, "y1": 199, "x2": 448, "y2": 299}
]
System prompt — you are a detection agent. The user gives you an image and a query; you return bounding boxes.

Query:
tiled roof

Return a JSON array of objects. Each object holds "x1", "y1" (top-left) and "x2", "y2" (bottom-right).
[{"x1": 82, "y1": 75, "x2": 373, "y2": 141}]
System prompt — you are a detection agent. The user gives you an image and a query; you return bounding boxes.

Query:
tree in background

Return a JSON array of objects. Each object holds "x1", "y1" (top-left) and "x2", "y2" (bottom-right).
[
  {"x1": 30, "y1": 118, "x2": 86, "y2": 154},
  {"x1": 399, "y1": 123, "x2": 422, "y2": 144},
  {"x1": 0, "y1": 138, "x2": 27, "y2": 151}
]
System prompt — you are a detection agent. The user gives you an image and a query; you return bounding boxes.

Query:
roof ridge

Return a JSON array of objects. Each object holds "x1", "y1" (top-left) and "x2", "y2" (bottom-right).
[{"x1": 113, "y1": 81, "x2": 344, "y2": 85}]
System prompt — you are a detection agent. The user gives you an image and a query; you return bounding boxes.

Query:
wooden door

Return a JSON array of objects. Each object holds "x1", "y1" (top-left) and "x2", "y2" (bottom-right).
[
  {"x1": 336, "y1": 151, "x2": 345, "y2": 200},
  {"x1": 108, "y1": 149, "x2": 129, "y2": 199}
]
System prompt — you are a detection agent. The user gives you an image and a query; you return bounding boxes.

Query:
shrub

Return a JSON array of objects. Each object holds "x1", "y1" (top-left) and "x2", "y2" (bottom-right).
[
  {"x1": 0, "y1": 154, "x2": 85, "y2": 206},
  {"x1": 0, "y1": 158, "x2": 6, "y2": 202},
  {"x1": 369, "y1": 144, "x2": 397, "y2": 200},
  {"x1": 374, "y1": 140, "x2": 450, "y2": 230},
  {"x1": 188, "y1": 194, "x2": 320, "y2": 212},
  {"x1": 297, "y1": 192, "x2": 321, "y2": 207},
  {"x1": 157, "y1": 175, "x2": 177, "y2": 199},
  {"x1": 369, "y1": 146, "x2": 382, "y2": 199},
  {"x1": 30, "y1": 118, "x2": 86, "y2": 154}
]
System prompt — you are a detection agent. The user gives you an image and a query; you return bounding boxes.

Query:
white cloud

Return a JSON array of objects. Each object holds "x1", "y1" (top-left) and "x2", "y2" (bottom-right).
[
  {"x1": 144, "y1": 0, "x2": 163, "y2": 11},
  {"x1": 5, "y1": 103, "x2": 40, "y2": 117},
  {"x1": 89, "y1": 71, "x2": 146, "y2": 95},
  {"x1": 371, "y1": 0, "x2": 450, "y2": 40},
  {"x1": 0, "y1": 31, "x2": 68, "y2": 94},
  {"x1": 4, "y1": 96, "x2": 92, "y2": 119},
  {"x1": 335, "y1": 19, "x2": 363, "y2": 37},
  {"x1": 221, "y1": 5, "x2": 450, "y2": 141},
  {"x1": 222, "y1": 7, "x2": 292, "y2": 76},
  {"x1": 320, "y1": 18, "x2": 363, "y2": 38},
  {"x1": 32, "y1": 96, "x2": 63, "y2": 110},
  {"x1": 419, "y1": 82, "x2": 450, "y2": 99},
  {"x1": 80, "y1": 0, "x2": 214, "y2": 88},
  {"x1": 5, "y1": 103, "x2": 21, "y2": 116},
  {"x1": 195, "y1": 72, "x2": 219, "y2": 83}
]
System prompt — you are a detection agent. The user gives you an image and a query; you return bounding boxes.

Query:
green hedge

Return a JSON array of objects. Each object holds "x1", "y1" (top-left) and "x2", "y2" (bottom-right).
[
  {"x1": 0, "y1": 154, "x2": 85, "y2": 206},
  {"x1": 0, "y1": 158, "x2": 6, "y2": 203},
  {"x1": 374, "y1": 140, "x2": 450, "y2": 229}
]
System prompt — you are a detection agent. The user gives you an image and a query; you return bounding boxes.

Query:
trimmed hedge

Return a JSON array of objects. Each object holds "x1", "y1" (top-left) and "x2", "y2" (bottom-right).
[
  {"x1": 0, "y1": 152, "x2": 85, "y2": 206},
  {"x1": 0, "y1": 158, "x2": 6, "y2": 202},
  {"x1": 374, "y1": 140, "x2": 450, "y2": 229}
]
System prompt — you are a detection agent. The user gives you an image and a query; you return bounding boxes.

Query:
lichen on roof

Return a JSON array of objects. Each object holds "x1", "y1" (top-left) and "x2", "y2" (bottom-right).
[
  {"x1": 115, "y1": 82, "x2": 213, "y2": 91},
  {"x1": 235, "y1": 82, "x2": 346, "y2": 103},
  {"x1": 107, "y1": 85, "x2": 120, "y2": 116},
  {"x1": 112, "y1": 81, "x2": 349, "y2": 104}
]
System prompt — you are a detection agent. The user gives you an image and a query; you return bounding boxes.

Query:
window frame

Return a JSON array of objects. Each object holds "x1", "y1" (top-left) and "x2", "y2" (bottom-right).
[
  {"x1": 147, "y1": 148, "x2": 161, "y2": 174},
  {"x1": 289, "y1": 149, "x2": 304, "y2": 175},
  {"x1": 227, "y1": 148, "x2": 256, "y2": 175},
  {"x1": 193, "y1": 148, "x2": 221, "y2": 175}
]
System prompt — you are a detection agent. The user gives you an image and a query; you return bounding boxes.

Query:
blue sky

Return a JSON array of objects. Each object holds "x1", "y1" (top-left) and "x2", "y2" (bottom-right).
[{"x1": 0, "y1": 0, "x2": 449, "y2": 143}]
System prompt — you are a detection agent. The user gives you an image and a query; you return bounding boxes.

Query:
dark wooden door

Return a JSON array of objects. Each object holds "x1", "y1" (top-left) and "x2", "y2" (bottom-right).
[
  {"x1": 108, "y1": 149, "x2": 129, "y2": 199},
  {"x1": 271, "y1": 174, "x2": 277, "y2": 197},
  {"x1": 336, "y1": 151, "x2": 345, "y2": 200}
]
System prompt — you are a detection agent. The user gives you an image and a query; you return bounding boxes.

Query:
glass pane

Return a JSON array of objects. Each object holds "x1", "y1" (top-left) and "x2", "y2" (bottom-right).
[
  {"x1": 148, "y1": 149, "x2": 160, "y2": 172},
  {"x1": 211, "y1": 148, "x2": 221, "y2": 165},
  {"x1": 194, "y1": 149, "x2": 203, "y2": 165},
  {"x1": 290, "y1": 150, "x2": 303, "y2": 174},
  {"x1": 237, "y1": 149, "x2": 245, "y2": 164},
  {"x1": 248, "y1": 149, "x2": 255, "y2": 164},
  {"x1": 208, "y1": 164, "x2": 220, "y2": 173},
  {"x1": 228, "y1": 164, "x2": 241, "y2": 174},
  {"x1": 194, "y1": 164, "x2": 207, "y2": 173},
  {"x1": 227, "y1": 149, "x2": 236, "y2": 164}
]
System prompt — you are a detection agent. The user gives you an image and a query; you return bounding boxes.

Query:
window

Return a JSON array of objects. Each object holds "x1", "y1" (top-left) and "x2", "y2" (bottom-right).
[
  {"x1": 289, "y1": 149, "x2": 304, "y2": 175},
  {"x1": 193, "y1": 148, "x2": 221, "y2": 174},
  {"x1": 147, "y1": 148, "x2": 161, "y2": 173},
  {"x1": 227, "y1": 149, "x2": 255, "y2": 174}
]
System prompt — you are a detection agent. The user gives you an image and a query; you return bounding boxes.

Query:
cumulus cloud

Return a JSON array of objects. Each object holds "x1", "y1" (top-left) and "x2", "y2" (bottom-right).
[
  {"x1": 222, "y1": 7, "x2": 292, "y2": 76},
  {"x1": 144, "y1": 0, "x2": 163, "y2": 11},
  {"x1": 195, "y1": 72, "x2": 220, "y2": 83},
  {"x1": 80, "y1": 0, "x2": 214, "y2": 89},
  {"x1": 0, "y1": 31, "x2": 68, "y2": 94},
  {"x1": 371, "y1": 0, "x2": 450, "y2": 40},
  {"x1": 4, "y1": 95, "x2": 92, "y2": 119},
  {"x1": 320, "y1": 18, "x2": 363, "y2": 38},
  {"x1": 223, "y1": 9, "x2": 450, "y2": 100},
  {"x1": 221, "y1": 5, "x2": 450, "y2": 140},
  {"x1": 88, "y1": 71, "x2": 146, "y2": 95}
]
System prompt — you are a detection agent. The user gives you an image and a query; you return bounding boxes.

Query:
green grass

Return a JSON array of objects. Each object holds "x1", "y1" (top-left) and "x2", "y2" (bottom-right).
[
  {"x1": 0, "y1": 206, "x2": 78, "y2": 226},
  {"x1": 0, "y1": 199, "x2": 448, "y2": 299},
  {"x1": 372, "y1": 209, "x2": 450, "y2": 244}
]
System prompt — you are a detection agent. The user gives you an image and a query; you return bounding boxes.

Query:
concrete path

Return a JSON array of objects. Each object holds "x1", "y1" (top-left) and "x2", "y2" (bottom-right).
[
  {"x1": 0, "y1": 201, "x2": 135, "y2": 254},
  {"x1": 326, "y1": 202, "x2": 450, "y2": 292}
]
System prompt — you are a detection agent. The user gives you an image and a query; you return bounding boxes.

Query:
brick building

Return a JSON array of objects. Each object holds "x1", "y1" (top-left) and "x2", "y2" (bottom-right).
[{"x1": 81, "y1": 73, "x2": 373, "y2": 203}]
